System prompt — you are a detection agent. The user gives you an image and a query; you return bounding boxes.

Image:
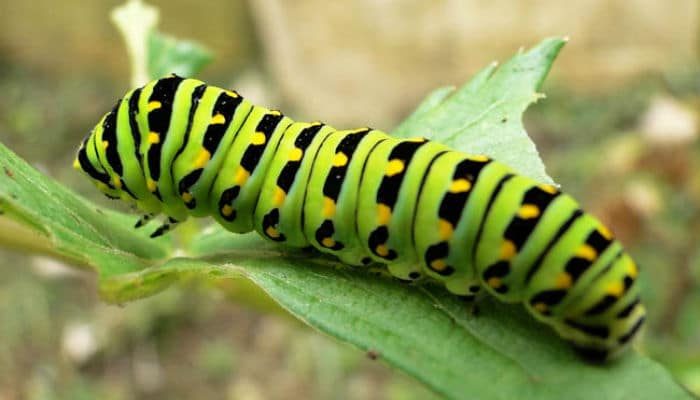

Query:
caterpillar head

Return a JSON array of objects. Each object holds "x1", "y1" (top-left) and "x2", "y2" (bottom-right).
[{"x1": 73, "y1": 109, "x2": 125, "y2": 201}]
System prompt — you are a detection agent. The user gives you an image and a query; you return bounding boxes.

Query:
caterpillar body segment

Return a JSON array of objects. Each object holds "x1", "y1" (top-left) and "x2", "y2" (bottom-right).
[
  {"x1": 255, "y1": 122, "x2": 336, "y2": 247},
  {"x1": 209, "y1": 106, "x2": 292, "y2": 234},
  {"x1": 302, "y1": 128, "x2": 386, "y2": 266},
  {"x1": 75, "y1": 76, "x2": 645, "y2": 359}
]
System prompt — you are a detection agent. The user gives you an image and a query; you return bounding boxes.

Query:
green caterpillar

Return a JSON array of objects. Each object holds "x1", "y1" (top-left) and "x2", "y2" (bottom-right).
[{"x1": 75, "y1": 75, "x2": 645, "y2": 359}]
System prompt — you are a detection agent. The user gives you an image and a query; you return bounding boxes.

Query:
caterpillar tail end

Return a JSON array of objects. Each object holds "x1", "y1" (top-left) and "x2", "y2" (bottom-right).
[{"x1": 561, "y1": 303, "x2": 647, "y2": 362}]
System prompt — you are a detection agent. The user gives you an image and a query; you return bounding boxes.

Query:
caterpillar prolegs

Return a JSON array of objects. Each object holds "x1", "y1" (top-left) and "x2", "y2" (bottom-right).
[{"x1": 75, "y1": 75, "x2": 645, "y2": 359}]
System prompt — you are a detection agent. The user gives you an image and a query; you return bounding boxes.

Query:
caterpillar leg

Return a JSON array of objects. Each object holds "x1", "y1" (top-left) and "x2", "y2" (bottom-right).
[
  {"x1": 457, "y1": 284, "x2": 483, "y2": 302},
  {"x1": 387, "y1": 262, "x2": 424, "y2": 281},
  {"x1": 134, "y1": 213, "x2": 155, "y2": 228},
  {"x1": 448, "y1": 283, "x2": 483, "y2": 314},
  {"x1": 455, "y1": 288, "x2": 484, "y2": 316},
  {"x1": 150, "y1": 217, "x2": 180, "y2": 238}
]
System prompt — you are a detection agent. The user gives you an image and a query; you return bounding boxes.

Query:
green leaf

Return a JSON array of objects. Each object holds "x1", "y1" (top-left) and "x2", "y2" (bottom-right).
[
  {"x1": 0, "y1": 37, "x2": 691, "y2": 399},
  {"x1": 0, "y1": 141, "x2": 171, "y2": 276},
  {"x1": 101, "y1": 237, "x2": 692, "y2": 399},
  {"x1": 394, "y1": 38, "x2": 565, "y2": 184},
  {"x1": 147, "y1": 31, "x2": 213, "y2": 80}
]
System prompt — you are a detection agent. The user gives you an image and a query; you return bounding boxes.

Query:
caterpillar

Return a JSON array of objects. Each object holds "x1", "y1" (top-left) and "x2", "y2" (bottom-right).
[{"x1": 75, "y1": 75, "x2": 645, "y2": 359}]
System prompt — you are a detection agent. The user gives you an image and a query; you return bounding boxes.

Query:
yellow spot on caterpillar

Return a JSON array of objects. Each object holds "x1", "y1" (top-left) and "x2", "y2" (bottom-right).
[
  {"x1": 539, "y1": 184, "x2": 558, "y2": 194},
  {"x1": 194, "y1": 149, "x2": 211, "y2": 169},
  {"x1": 182, "y1": 191, "x2": 193, "y2": 203},
  {"x1": 288, "y1": 147, "x2": 303, "y2": 162},
  {"x1": 73, "y1": 158, "x2": 81, "y2": 170},
  {"x1": 210, "y1": 113, "x2": 226, "y2": 125},
  {"x1": 112, "y1": 176, "x2": 122, "y2": 189},
  {"x1": 606, "y1": 281, "x2": 624, "y2": 297},
  {"x1": 273, "y1": 187, "x2": 286, "y2": 205},
  {"x1": 627, "y1": 260, "x2": 638, "y2": 278},
  {"x1": 102, "y1": 140, "x2": 109, "y2": 150},
  {"x1": 385, "y1": 159, "x2": 405, "y2": 177},
  {"x1": 323, "y1": 197, "x2": 336, "y2": 218},
  {"x1": 266, "y1": 226, "x2": 281, "y2": 239},
  {"x1": 333, "y1": 152, "x2": 348, "y2": 167},
  {"x1": 376, "y1": 244, "x2": 389, "y2": 257},
  {"x1": 431, "y1": 259, "x2": 447, "y2": 271},
  {"x1": 487, "y1": 277, "x2": 502, "y2": 289},
  {"x1": 377, "y1": 203, "x2": 392, "y2": 225},
  {"x1": 500, "y1": 240, "x2": 516, "y2": 260},
  {"x1": 598, "y1": 225, "x2": 613, "y2": 240},
  {"x1": 225, "y1": 90, "x2": 239, "y2": 98},
  {"x1": 234, "y1": 168, "x2": 250, "y2": 185},
  {"x1": 470, "y1": 155, "x2": 489, "y2": 162},
  {"x1": 575, "y1": 244, "x2": 597, "y2": 261},
  {"x1": 322, "y1": 237, "x2": 336, "y2": 248},
  {"x1": 518, "y1": 204, "x2": 540, "y2": 219},
  {"x1": 146, "y1": 178, "x2": 157, "y2": 192},
  {"x1": 221, "y1": 204, "x2": 234, "y2": 217},
  {"x1": 438, "y1": 219, "x2": 453, "y2": 240},
  {"x1": 251, "y1": 132, "x2": 266, "y2": 145},
  {"x1": 449, "y1": 179, "x2": 471, "y2": 193},
  {"x1": 533, "y1": 302, "x2": 548, "y2": 313},
  {"x1": 554, "y1": 272, "x2": 572, "y2": 289},
  {"x1": 406, "y1": 137, "x2": 426, "y2": 142},
  {"x1": 310, "y1": 121, "x2": 323, "y2": 126},
  {"x1": 147, "y1": 101, "x2": 162, "y2": 112},
  {"x1": 148, "y1": 132, "x2": 160, "y2": 144},
  {"x1": 269, "y1": 110, "x2": 282, "y2": 116}
]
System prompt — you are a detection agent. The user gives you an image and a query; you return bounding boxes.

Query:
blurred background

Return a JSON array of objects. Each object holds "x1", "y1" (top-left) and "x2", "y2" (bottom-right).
[{"x1": 0, "y1": 0, "x2": 699, "y2": 398}]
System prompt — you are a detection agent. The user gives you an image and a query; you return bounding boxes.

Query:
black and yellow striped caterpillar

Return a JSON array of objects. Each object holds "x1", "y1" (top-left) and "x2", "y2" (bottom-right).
[{"x1": 75, "y1": 75, "x2": 645, "y2": 359}]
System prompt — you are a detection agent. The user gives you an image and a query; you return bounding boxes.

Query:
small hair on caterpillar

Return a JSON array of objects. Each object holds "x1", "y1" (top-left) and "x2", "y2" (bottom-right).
[{"x1": 75, "y1": 75, "x2": 645, "y2": 360}]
